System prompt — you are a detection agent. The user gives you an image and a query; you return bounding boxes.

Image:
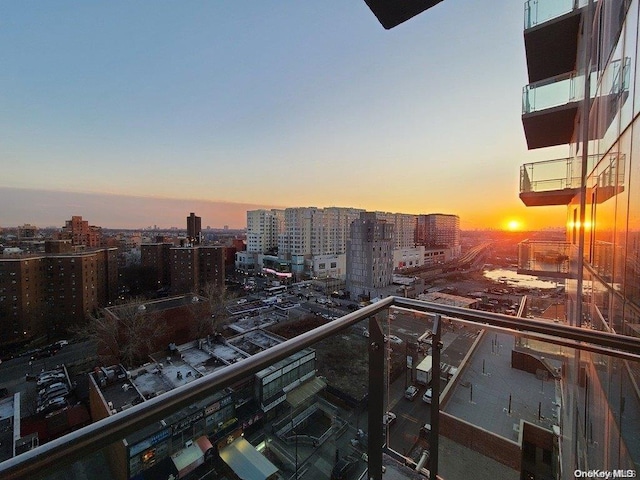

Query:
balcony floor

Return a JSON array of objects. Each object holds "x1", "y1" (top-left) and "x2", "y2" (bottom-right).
[
  {"x1": 522, "y1": 101, "x2": 579, "y2": 149},
  {"x1": 524, "y1": 9, "x2": 582, "y2": 83},
  {"x1": 519, "y1": 188, "x2": 579, "y2": 206}
]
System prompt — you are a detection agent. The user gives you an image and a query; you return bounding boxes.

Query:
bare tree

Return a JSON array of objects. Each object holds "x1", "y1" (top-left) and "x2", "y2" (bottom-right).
[
  {"x1": 191, "y1": 283, "x2": 235, "y2": 339},
  {"x1": 76, "y1": 297, "x2": 168, "y2": 368}
]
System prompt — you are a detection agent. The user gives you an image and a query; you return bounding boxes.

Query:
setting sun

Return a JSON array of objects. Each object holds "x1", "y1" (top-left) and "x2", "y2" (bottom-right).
[{"x1": 505, "y1": 219, "x2": 522, "y2": 231}]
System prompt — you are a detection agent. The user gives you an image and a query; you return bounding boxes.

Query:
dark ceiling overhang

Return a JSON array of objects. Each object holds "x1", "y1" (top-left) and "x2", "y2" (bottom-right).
[{"x1": 364, "y1": 0, "x2": 444, "y2": 29}]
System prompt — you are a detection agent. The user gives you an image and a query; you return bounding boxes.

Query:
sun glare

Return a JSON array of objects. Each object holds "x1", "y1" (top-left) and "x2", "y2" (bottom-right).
[{"x1": 506, "y1": 219, "x2": 521, "y2": 231}]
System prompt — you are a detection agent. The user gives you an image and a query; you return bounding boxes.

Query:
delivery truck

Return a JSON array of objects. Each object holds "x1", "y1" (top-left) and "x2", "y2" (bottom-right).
[{"x1": 416, "y1": 356, "x2": 433, "y2": 386}]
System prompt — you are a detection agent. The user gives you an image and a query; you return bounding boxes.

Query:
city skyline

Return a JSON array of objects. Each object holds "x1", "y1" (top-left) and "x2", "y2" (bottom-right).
[{"x1": 1, "y1": 1, "x2": 567, "y2": 231}]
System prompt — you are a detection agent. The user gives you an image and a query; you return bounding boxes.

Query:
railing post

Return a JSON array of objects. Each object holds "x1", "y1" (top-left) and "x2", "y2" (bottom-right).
[
  {"x1": 430, "y1": 314, "x2": 442, "y2": 479},
  {"x1": 368, "y1": 315, "x2": 385, "y2": 480}
]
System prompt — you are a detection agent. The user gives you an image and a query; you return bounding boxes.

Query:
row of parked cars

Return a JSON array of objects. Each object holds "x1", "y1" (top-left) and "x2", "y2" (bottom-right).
[
  {"x1": 404, "y1": 384, "x2": 433, "y2": 404},
  {"x1": 35, "y1": 368, "x2": 71, "y2": 414}
]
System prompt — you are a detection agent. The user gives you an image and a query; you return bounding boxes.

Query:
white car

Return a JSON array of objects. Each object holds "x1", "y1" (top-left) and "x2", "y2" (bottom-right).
[
  {"x1": 388, "y1": 335, "x2": 402, "y2": 344},
  {"x1": 422, "y1": 388, "x2": 432, "y2": 404}
]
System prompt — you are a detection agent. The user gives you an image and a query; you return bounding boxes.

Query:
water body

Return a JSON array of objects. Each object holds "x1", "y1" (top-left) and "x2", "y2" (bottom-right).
[{"x1": 483, "y1": 268, "x2": 560, "y2": 289}]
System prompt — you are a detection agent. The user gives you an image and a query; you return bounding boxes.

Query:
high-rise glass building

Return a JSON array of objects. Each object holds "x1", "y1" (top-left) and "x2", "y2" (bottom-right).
[{"x1": 520, "y1": 0, "x2": 640, "y2": 473}]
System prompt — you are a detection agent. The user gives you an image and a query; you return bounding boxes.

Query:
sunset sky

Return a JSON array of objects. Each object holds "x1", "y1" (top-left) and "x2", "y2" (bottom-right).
[{"x1": 0, "y1": 1, "x2": 568, "y2": 230}]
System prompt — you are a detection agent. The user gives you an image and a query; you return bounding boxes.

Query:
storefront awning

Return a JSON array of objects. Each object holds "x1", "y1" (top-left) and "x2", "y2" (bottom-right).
[
  {"x1": 219, "y1": 437, "x2": 278, "y2": 480},
  {"x1": 286, "y1": 377, "x2": 326, "y2": 409}
]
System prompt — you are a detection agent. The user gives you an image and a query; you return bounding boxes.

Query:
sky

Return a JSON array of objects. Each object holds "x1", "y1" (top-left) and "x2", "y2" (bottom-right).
[{"x1": 0, "y1": 1, "x2": 569, "y2": 230}]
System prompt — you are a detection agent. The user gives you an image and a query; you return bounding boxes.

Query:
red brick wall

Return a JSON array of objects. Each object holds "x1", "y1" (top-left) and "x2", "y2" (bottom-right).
[{"x1": 440, "y1": 411, "x2": 522, "y2": 471}]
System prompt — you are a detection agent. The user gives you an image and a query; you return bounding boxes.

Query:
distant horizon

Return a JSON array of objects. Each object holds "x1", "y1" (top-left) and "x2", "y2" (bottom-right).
[{"x1": 0, "y1": 186, "x2": 566, "y2": 232}]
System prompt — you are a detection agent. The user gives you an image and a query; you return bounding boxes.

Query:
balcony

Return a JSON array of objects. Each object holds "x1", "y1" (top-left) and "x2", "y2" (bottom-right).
[
  {"x1": 522, "y1": 72, "x2": 581, "y2": 149},
  {"x1": 1, "y1": 297, "x2": 639, "y2": 480},
  {"x1": 519, "y1": 156, "x2": 593, "y2": 206},
  {"x1": 524, "y1": 0, "x2": 587, "y2": 83},
  {"x1": 518, "y1": 240, "x2": 573, "y2": 278},
  {"x1": 522, "y1": 58, "x2": 630, "y2": 149},
  {"x1": 520, "y1": 152, "x2": 625, "y2": 207}
]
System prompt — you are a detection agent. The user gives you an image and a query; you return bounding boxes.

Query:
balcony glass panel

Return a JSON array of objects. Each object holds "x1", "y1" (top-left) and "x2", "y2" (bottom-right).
[
  {"x1": 2, "y1": 299, "x2": 640, "y2": 480},
  {"x1": 521, "y1": 157, "x2": 579, "y2": 194},
  {"x1": 524, "y1": 0, "x2": 589, "y2": 30},
  {"x1": 518, "y1": 240, "x2": 572, "y2": 278},
  {"x1": 522, "y1": 73, "x2": 582, "y2": 114}
]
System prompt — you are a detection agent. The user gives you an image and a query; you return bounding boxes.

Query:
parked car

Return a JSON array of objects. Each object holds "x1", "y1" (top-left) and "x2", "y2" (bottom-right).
[
  {"x1": 405, "y1": 385, "x2": 419, "y2": 401},
  {"x1": 388, "y1": 335, "x2": 402, "y2": 344},
  {"x1": 37, "y1": 373, "x2": 66, "y2": 387},
  {"x1": 30, "y1": 349, "x2": 53, "y2": 361},
  {"x1": 39, "y1": 381, "x2": 67, "y2": 396},
  {"x1": 39, "y1": 386, "x2": 69, "y2": 403},
  {"x1": 36, "y1": 397, "x2": 67, "y2": 414},
  {"x1": 422, "y1": 388, "x2": 432, "y2": 404}
]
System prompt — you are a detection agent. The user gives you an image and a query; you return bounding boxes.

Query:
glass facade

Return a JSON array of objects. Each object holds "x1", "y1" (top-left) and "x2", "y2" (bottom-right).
[{"x1": 523, "y1": 0, "x2": 640, "y2": 475}]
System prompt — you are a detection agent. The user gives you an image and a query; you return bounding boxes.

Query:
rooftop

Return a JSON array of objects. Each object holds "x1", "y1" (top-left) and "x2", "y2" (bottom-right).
[{"x1": 443, "y1": 331, "x2": 559, "y2": 441}]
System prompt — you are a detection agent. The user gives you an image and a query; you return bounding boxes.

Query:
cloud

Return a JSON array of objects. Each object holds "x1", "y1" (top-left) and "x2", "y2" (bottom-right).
[{"x1": 0, "y1": 187, "x2": 280, "y2": 229}]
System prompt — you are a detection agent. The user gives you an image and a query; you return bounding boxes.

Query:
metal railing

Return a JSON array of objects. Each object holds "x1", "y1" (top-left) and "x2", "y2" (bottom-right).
[
  {"x1": 520, "y1": 157, "x2": 579, "y2": 193},
  {"x1": 1, "y1": 296, "x2": 640, "y2": 479},
  {"x1": 522, "y1": 71, "x2": 581, "y2": 114},
  {"x1": 524, "y1": 0, "x2": 588, "y2": 30}
]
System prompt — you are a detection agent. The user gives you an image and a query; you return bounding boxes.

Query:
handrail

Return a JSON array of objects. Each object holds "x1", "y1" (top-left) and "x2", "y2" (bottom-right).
[{"x1": 2, "y1": 296, "x2": 640, "y2": 479}]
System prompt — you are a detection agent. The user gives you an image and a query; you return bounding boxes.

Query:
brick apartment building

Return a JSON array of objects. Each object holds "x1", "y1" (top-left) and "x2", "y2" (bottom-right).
[
  {"x1": 0, "y1": 242, "x2": 118, "y2": 345},
  {"x1": 141, "y1": 244, "x2": 225, "y2": 295},
  {"x1": 57, "y1": 216, "x2": 103, "y2": 248}
]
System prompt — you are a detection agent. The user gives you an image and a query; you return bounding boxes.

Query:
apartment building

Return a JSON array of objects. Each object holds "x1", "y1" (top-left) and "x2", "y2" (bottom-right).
[
  {"x1": 240, "y1": 207, "x2": 460, "y2": 279},
  {"x1": 346, "y1": 211, "x2": 395, "y2": 300},
  {"x1": 57, "y1": 216, "x2": 102, "y2": 248},
  {"x1": 519, "y1": 0, "x2": 640, "y2": 474},
  {"x1": 415, "y1": 214, "x2": 460, "y2": 254},
  {"x1": 375, "y1": 212, "x2": 417, "y2": 249},
  {"x1": 246, "y1": 209, "x2": 284, "y2": 254},
  {"x1": 17, "y1": 224, "x2": 37, "y2": 240},
  {"x1": 139, "y1": 243, "x2": 224, "y2": 296},
  {"x1": 0, "y1": 245, "x2": 118, "y2": 344},
  {"x1": 169, "y1": 246, "x2": 224, "y2": 295},
  {"x1": 186, "y1": 212, "x2": 202, "y2": 245},
  {"x1": 311, "y1": 207, "x2": 364, "y2": 255},
  {"x1": 140, "y1": 243, "x2": 172, "y2": 289}
]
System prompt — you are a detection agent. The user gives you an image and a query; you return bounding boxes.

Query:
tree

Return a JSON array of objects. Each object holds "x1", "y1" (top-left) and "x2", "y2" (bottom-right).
[
  {"x1": 191, "y1": 283, "x2": 235, "y2": 339},
  {"x1": 76, "y1": 296, "x2": 168, "y2": 368}
]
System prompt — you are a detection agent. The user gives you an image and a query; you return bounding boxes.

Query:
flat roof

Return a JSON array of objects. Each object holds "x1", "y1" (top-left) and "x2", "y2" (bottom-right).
[
  {"x1": 130, "y1": 368, "x2": 175, "y2": 400},
  {"x1": 219, "y1": 437, "x2": 278, "y2": 480},
  {"x1": 255, "y1": 348, "x2": 315, "y2": 380},
  {"x1": 443, "y1": 331, "x2": 559, "y2": 441},
  {"x1": 417, "y1": 292, "x2": 479, "y2": 308}
]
